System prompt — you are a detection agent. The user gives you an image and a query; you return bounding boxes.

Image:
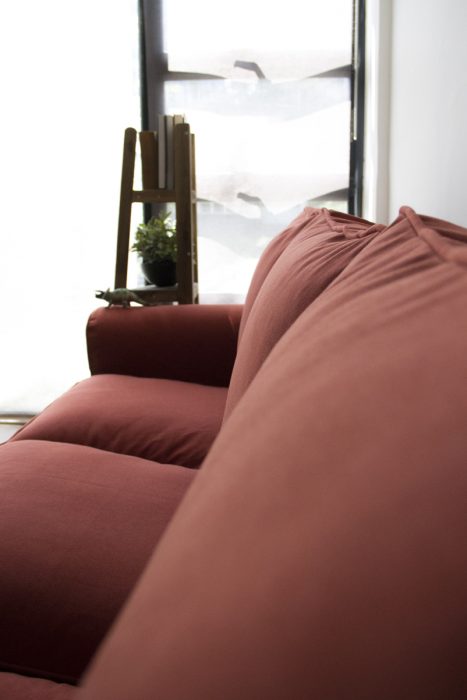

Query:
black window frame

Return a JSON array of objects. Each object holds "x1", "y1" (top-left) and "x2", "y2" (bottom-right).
[
  {"x1": 349, "y1": 0, "x2": 366, "y2": 216},
  {"x1": 138, "y1": 0, "x2": 365, "y2": 217}
]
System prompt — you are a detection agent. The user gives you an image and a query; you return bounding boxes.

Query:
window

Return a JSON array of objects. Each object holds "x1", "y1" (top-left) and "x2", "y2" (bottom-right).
[
  {"x1": 0, "y1": 0, "x2": 364, "y2": 415},
  {"x1": 139, "y1": 0, "x2": 362, "y2": 301},
  {"x1": 0, "y1": 0, "x2": 141, "y2": 414}
]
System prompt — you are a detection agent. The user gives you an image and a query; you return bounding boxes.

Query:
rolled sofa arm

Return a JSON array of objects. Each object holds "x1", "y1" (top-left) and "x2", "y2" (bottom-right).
[{"x1": 86, "y1": 304, "x2": 243, "y2": 387}]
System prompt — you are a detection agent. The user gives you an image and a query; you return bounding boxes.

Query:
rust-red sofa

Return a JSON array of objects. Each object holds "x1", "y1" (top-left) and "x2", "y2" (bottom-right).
[{"x1": 1, "y1": 206, "x2": 466, "y2": 699}]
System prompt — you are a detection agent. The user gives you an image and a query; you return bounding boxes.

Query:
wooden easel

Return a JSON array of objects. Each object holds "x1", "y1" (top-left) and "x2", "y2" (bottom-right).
[{"x1": 114, "y1": 123, "x2": 198, "y2": 304}]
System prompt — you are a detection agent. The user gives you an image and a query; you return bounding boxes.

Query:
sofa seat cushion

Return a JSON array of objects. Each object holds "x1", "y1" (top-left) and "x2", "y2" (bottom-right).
[
  {"x1": 224, "y1": 207, "x2": 382, "y2": 418},
  {"x1": 13, "y1": 374, "x2": 227, "y2": 468},
  {"x1": 80, "y1": 207, "x2": 467, "y2": 700},
  {"x1": 0, "y1": 439, "x2": 194, "y2": 683},
  {"x1": 0, "y1": 673, "x2": 75, "y2": 699}
]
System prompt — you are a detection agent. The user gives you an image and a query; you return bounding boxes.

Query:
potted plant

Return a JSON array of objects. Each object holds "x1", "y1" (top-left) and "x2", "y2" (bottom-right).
[{"x1": 131, "y1": 212, "x2": 177, "y2": 287}]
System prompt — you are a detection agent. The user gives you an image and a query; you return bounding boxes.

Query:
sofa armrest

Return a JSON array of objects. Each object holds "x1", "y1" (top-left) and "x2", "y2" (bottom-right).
[{"x1": 86, "y1": 304, "x2": 243, "y2": 387}]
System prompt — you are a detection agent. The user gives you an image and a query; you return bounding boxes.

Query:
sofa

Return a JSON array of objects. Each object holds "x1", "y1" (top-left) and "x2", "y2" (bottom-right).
[{"x1": 1, "y1": 205, "x2": 466, "y2": 699}]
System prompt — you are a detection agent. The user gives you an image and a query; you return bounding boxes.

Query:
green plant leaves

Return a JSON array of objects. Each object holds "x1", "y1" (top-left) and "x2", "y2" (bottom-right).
[{"x1": 131, "y1": 212, "x2": 177, "y2": 263}]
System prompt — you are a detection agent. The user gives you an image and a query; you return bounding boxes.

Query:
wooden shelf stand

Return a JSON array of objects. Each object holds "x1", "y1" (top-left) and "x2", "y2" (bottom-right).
[{"x1": 114, "y1": 123, "x2": 198, "y2": 304}]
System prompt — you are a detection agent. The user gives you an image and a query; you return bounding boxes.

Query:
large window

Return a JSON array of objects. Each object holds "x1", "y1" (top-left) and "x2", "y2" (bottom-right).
[
  {"x1": 139, "y1": 0, "x2": 359, "y2": 301},
  {"x1": 0, "y1": 1, "x2": 363, "y2": 415},
  {"x1": 0, "y1": 1, "x2": 141, "y2": 414}
]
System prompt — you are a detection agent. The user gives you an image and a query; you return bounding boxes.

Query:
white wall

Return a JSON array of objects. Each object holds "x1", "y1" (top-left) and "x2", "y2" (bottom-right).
[{"x1": 364, "y1": 0, "x2": 467, "y2": 226}]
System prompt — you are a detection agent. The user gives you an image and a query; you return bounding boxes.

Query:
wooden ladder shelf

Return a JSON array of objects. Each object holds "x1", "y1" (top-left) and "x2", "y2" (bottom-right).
[{"x1": 114, "y1": 123, "x2": 198, "y2": 304}]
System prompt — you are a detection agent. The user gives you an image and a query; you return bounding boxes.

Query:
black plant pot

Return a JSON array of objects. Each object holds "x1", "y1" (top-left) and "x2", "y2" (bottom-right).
[{"x1": 141, "y1": 259, "x2": 177, "y2": 287}]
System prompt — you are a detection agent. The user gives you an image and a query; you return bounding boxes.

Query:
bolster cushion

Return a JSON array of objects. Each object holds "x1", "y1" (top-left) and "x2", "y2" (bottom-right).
[{"x1": 87, "y1": 304, "x2": 243, "y2": 387}]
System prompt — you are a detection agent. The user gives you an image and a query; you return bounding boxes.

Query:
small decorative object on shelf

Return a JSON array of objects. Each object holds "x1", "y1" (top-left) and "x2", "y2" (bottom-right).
[
  {"x1": 95, "y1": 288, "x2": 152, "y2": 307},
  {"x1": 131, "y1": 212, "x2": 177, "y2": 287}
]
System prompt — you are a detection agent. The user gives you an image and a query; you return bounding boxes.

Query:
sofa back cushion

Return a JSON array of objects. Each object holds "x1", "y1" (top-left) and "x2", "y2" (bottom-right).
[
  {"x1": 224, "y1": 207, "x2": 381, "y2": 418},
  {"x1": 79, "y1": 206, "x2": 467, "y2": 700},
  {"x1": 238, "y1": 208, "x2": 313, "y2": 340}
]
